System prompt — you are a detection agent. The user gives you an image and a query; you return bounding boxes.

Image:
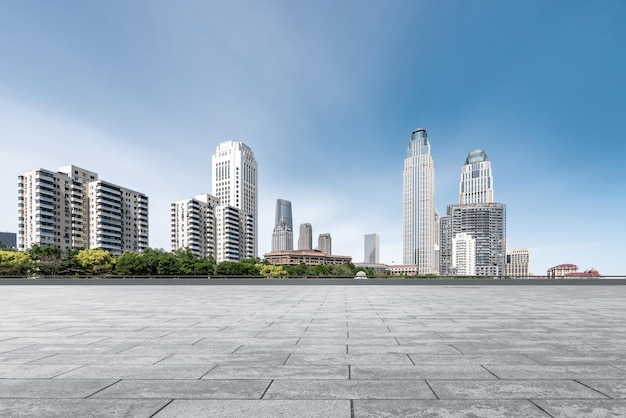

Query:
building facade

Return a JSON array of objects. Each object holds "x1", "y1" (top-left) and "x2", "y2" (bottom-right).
[
  {"x1": 271, "y1": 199, "x2": 293, "y2": 251},
  {"x1": 364, "y1": 233, "x2": 379, "y2": 263},
  {"x1": 298, "y1": 223, "x2": 312, "y2": 250},
  {"x1": 18, "y1": 165, "x2": 148, "y2": 255},
  {"x1": 264, "y1": 249, "x2": 351, "y2": 266},
  {"x1": 215, "y1": 205, "x2": 244, "y2": 262},
  {"x1": 0, "y1": 232, "x2": 17, "y2": 249},
  {"x1": 403, "y1": 128, "x2": 436, "y2": 274},
  {"x1": 506, "y1": 248, "x2": 531, "y2": 277},
  {"x1": 452, "y1": 232, "x2": 476, "y2": 276},
  {"x1": 445, "y1": 203, "x2": 506, "y2": 276},
  {"x1": 171, "y1": 193, "x2": 219, "y2": 259},
  {"x1": 459, "y1": 149, "x2": 494, "y2": 205},
  {"x1": 211, "y1": 141, "x2": 257, "y2": 258},
  {"x1": 317, "y1": 233, "x2": 332, "y2": 255}
]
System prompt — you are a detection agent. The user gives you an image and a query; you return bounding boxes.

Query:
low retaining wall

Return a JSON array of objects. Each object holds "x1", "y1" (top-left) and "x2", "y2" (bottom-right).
[{"x1": 1, "y1": 278, "x2": 625, "y2": 285}]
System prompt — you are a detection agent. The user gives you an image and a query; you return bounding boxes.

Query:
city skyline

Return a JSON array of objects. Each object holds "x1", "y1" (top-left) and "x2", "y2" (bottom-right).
[{"x1": 0, "y1": 1, "x2": 624, "y2": 274}]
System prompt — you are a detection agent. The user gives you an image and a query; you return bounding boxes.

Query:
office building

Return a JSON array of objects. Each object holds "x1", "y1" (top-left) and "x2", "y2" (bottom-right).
[
  {"x1": 298, "y1": 223, "x2": 312, "y2": 250},
  {"x1": 0, "y1": 232, "x2": 17, "y2": 249},
  {"x1": 212, "y1": 141, "x2": 257, "y2": 258},
  {"x1": 271, "y1": 199, "x2": 293, "y2": 251},
  {"x1": 264, "y1": 249, "x2": 351, "y2": 266},
  {"x1": 452, "y1": 232, "x2": 476, "y2": 276},
  {"x1": 18, "y1": 165, "x2": 148, "y2": 255},
  {"x1": 318, "y1": 233, "x2": 332, "y2": 255},
  {"x1": 403, "y1": 128, "x2": 436, "y2": 274},
  {"x1": 444, "y1": 203, "x2": 506, "y2": 276},
  {"x1": 506, "y1": 248, "x2": 531, "y2": 277},
  {"x1": 171, "y1": 193, "x2": 219, "y2": 258},
  {"x1": 364, "y1": 233, "x2": 379, "y2": 263},
  {"x1": 459, "y1": 149, "x2": 494, "y2": 204}
]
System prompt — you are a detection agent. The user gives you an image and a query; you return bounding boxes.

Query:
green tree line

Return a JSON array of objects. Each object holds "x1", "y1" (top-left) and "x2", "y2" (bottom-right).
[{"x1": 0, "y1": 245, "x2": 374, "y2": 278}]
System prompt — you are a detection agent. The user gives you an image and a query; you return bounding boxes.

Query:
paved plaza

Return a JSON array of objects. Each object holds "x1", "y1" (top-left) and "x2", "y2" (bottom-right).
[{"x1": 0, "y1": 284, "x2": 626, "y2": 417}]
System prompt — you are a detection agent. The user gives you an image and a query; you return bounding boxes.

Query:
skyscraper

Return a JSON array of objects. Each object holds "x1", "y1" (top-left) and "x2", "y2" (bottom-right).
[
  {"x1": 271, "y1": 198, "x2": 293, "y2": 251},
  {"x1": 364, "y1": 233, "x2": 379, "y2": 263},
  {"x1": 18, "y1": 165, "x2": 148, "y2": 255},
  {"x1": 298, "y1": 223, "x2": 312, "y2": 250},
  {"x1": 318, "y1": 233, "x2": 332, "y2": 255},
  {"x1": 459, "y1": 149, "x2": 494, "y2": 204},
  {"x1": 211, "y1": 141, "x2": 258, "y2": 258},
  {"x1": 445, "y1": 203, "x2": 506, "y2": 276},
  {"x1": 403, "y1": 128, "x2": 436, "y2": 274},
  {"x1": 171, "y1": 193, "x2": 219, "y2": 259}
]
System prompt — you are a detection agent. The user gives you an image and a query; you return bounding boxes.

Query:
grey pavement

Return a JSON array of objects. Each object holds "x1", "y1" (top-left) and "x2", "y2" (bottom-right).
[{"x1": 0, "y1": 285, "x2": 626, "y2": 417}]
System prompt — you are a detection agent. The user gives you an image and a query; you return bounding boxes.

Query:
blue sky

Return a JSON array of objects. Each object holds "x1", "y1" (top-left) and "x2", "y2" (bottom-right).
[{"x1": 1, "y1": 1, "x2": 624, "y2": 274}]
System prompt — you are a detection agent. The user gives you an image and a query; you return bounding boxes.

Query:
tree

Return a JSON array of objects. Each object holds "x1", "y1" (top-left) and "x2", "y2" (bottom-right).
[
  {"x1": 256, "y1": 263, "x2": 288, "y2": 278},
  {"x1": 58, "y1": 248, "x2": 83, "y2": 276},
  {"x1": 75, "y1": 249, "x2": 115, "y2": 276},
  {"x1": 28, "y1": 244, "x2": 62, "y2": 276},
  {"x1": 0, "y1": 250, "x2": 33, "y2": 276},
  {"x1": 215, "y1": 260, "x2": 259, "y2": 276},
  {"x1": 115, "y1": 251, "x2": 149, "y2": 275}
]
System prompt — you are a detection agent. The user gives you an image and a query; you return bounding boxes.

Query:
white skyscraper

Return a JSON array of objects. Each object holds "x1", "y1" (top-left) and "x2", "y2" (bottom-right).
[
  {"x1": 364, "y1": 233, "x2": 379, "y2": 263},
  {"x1": 18, "y1": 165, "x2": 148, "y2": 255},
  {"x1": 171, "y1": 193, "x2": 219, "y2": 259},
  {"x1": 211, "y1": 141, "x2": 258, "y2": 259},
  {"x1": 452, "y1": 232, "x2": 476, "y2": 276},
  {"x1": 298, "y1": 223, "x2": 312, "y2": 250},
  {"x1": 459, "y1": 149, "x2": 494, "y2": 205},
  {"x1": 403, "y1": 128, "x2": 436, "y2": 274}
]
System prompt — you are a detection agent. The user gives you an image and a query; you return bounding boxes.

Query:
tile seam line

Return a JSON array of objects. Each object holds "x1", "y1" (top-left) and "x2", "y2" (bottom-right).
[
  {"x1": 84, "y1": 379, "x2": 123, "y2": 398},
  {"x1": 527, "y1": 400, "x2": 556, "y2": 418},
  {"x1": 573, "y1": 379, "x2": 612, "y2": 398},
  {"x1": 148, "y1": 399, "x2": 174, "y2": 418}
]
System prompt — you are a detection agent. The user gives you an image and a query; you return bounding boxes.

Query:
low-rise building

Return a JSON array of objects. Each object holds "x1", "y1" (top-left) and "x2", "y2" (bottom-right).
[{"x1": 264, "y1": 249, "x2": 351, "y2": 266}]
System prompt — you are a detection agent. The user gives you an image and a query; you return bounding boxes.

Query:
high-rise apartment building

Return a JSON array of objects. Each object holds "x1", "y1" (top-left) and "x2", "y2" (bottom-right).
[
  {"x1": 403, "y1": 128, "x2": 436, "y2": 274},
  {"x1": 298, "y1": 223, "x2": 312, "y2": 250},
  {"x1": 211, "y1": 141, "x2": 257, "y2": 258},
  {"x1": 171, "y1": 193, "x2": 219, "y2": 258},
  {"x1": 18, "y1": 165, "x2": 148, "y2": 255},
  {"x1": 364, "y1": 233, "x2": 379, "y2": 263},
  {"x1": 271, "y1": 199, "x2": 293, "y2": 251},
  {"x1": 444, "y1": 203, "x2": 506, "y2": 276},
  {"x1": 215, "y1": 205, "x2": 244, "y2": 262},
  {"x1": 318, "y1": 233, "x2": 332, "y2": 255},
  {"x1": 452, "y1": 232, "x2": 476, "y2": 276},
  {"x1": 459, "y1": 149, "x2": 494, "y2": 204},
  {"x1": 506, "y1": 248, "x2": 531, "y2": 277}
]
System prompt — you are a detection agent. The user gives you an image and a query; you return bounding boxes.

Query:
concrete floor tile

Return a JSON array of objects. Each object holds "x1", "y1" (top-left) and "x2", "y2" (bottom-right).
[
  {"x1": 353, "y1": 400, "x2": 550, "y2": 417},
  {"x1": 532, "y1": 400, "x2": 626, "y2": 417},
  {"x1": 484, "y1": 365, "x2": 626, "y2": 379},
  {"x1": 351, "y1": 365, "x2": 496, "y2": 380},
  {"x1": 286, "y1": 353, "x2": 414, "y2": 365},
  {"x1": 0, "y1": 364, "x2": 82, "y2": 378},
  {"x1": 428, "y1": 379, "x2": 608, "y2": 399},
  {"x1": 202, "y1": 364, "x2": 348, "y2": 379},
  {"x1": 153, "y1": 399, "x2": 351, "y2": 417},
  {"x1": 0, "y1": 379, "x2": 119, "y2": 398},
  {"x1": 92, "y1": 379, "x2": 270, "y2": 399},
  {"x1": 264, "y1": 379, "x2": 435, "y2": 400},
  {"x1": 0, "y1": 399, "x2": 169, "y2": 418},
  {"x1": 54, "y1": 364, "x2": 214, "y2": 379}
]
